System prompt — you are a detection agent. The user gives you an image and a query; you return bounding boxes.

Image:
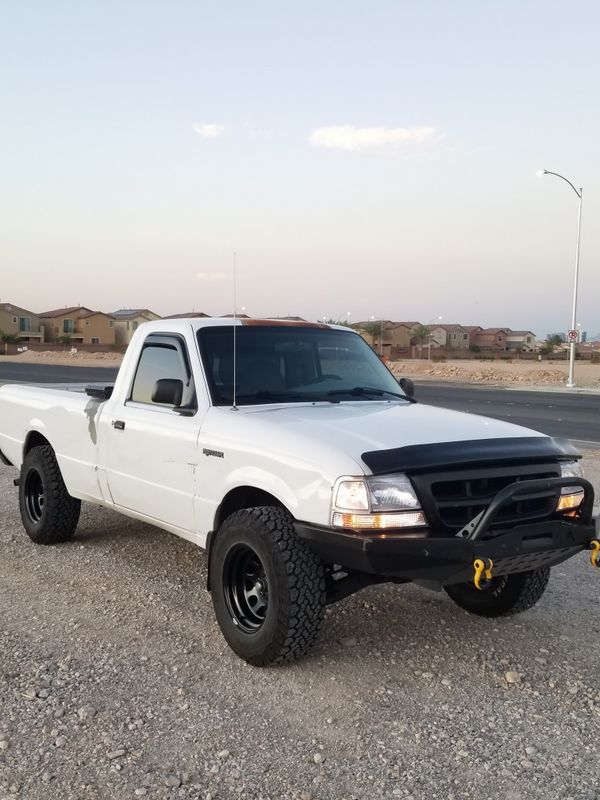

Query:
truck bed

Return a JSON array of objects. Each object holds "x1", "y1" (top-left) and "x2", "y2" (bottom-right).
[{"x1": 0, "y1": 383, "x2": 107, "y2": 502}]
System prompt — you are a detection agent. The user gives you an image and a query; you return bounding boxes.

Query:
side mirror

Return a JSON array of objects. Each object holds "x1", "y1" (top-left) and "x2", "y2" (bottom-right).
[
  {"x1": 152, "y1": 378, "x2": 184, "y2": 407},
  {"x1": 398, "y1": 377, "x2": 415, "y2": 398}
]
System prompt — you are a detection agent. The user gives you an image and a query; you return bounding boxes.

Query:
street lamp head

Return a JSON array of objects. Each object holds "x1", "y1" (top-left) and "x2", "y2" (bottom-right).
[{"x1": 536, "y1": 169, "x2": 548, "y2": 176}]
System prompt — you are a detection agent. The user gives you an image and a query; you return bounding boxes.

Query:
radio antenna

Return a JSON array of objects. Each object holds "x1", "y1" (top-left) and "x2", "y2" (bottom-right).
[{"x1": 232, "y1": 251, "x2": 238, "y2": 410}]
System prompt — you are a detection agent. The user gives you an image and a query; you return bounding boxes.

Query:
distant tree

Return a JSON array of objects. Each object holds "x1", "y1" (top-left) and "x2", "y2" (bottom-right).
[
  {"x1": 469, "y1": 344, "x2": 481, "y2": 353},
  {"x1": 0, "y1": 330, "x2": 18, "y2": 355},
  {"x1": 411, "y1": 324, "x2": 430, "y2": 357},
  {"x1": 540, "y1": 334, "x2": 563, "y2": 356},
  {"x1": 323, "y1": 318, "x2": 353, "y2": 328},
  {"x1": 57, "y1": 334, "x2": 73, "y2": 346},
  {"x1": 412, "y1": 324, "x2": 431, "y2": 343},
  {"x1": 358, "y1": 322, "x2": 382, "y2": 343}
]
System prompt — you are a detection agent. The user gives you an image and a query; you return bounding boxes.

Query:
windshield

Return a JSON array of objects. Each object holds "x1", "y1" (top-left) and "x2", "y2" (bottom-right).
[{"x1": 198, "y1": 325, "x2": 408, "y2": 406}]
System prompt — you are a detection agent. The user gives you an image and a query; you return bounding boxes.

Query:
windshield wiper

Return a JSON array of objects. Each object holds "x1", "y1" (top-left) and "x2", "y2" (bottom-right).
[{"x1": 326, "y1": 386, "x2": 416, "y2": 403}]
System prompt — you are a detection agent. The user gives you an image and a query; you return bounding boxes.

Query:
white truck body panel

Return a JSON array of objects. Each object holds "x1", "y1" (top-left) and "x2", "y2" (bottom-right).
[{"x1": 0, "y1": 319, "x2": 548, "y2": 548}]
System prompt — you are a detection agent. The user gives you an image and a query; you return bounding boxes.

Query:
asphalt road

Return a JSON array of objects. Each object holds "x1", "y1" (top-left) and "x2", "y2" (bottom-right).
[
  {"x1": 1, "y1": 362, "x2": 599, "y2": 443},
  {"x1": 0, "y1": 362, "x2": 119, "y2": 385},
  {"x1": 416, "y1": 382, "x2": 600, "y2": 443}
]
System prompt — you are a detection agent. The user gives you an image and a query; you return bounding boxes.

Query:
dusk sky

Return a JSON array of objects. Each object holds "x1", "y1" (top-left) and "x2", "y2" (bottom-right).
[{"x1": 2, "y1": 1, "x2": 599, "y2": 336}]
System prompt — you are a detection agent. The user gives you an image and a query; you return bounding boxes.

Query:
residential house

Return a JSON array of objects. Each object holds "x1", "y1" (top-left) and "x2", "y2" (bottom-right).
[
  {"x1": 0, "y1": 302, "x2": 45, "y2": 343},
  {"x1": 39, "y1": 307, "x2": 116, "y2": 345},
  {"x1": 355, "y1": 321, "x2": 416, "y2": 357},
  {"x1": 430, "y1": 324, "x2": 470, "y2": 350},
  {"x1": 355, "y1": 320, "x2": 393, "y2": 355},
  {"x1": 111, "y1": 308, "x2": 162, "y2": 346},
  {"x1": 472, "y1": 328, "x2": 510, "y2": 351},
  {"x1": 463, "y1": 326, "x2": 483, "y2": 348},
  {"x1": 77, "y1": 311, "x2": 117, "y2": 345},
  {"x1": 387, "y1": 322, "x2": 420, "y2": 349},
  {"x1": 505, "y1": 330, "x2": 537, "y2": 352}
]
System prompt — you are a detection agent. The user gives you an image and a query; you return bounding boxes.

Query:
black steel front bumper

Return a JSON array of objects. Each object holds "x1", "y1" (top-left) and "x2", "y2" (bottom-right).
[{"x1": 295, "y1": 477, "x2": 597, "y2": 586}]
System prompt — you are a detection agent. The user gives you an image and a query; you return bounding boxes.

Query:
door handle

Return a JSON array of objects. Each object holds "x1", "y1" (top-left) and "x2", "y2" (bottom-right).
[{"x1": 112, "y1": 420, "x2": 126, "y2": 431}]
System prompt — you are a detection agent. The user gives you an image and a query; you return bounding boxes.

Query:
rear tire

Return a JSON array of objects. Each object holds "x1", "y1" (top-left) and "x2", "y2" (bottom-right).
[
  {"x1": 210, "y1": 507, "x2": 326, "y2": 666},
  {"x1": 19, "y1": 445, "x2": 81, "y2": 544},
  {"x1": 445, "y1": 567, "x2": 550, "y2": 617}
]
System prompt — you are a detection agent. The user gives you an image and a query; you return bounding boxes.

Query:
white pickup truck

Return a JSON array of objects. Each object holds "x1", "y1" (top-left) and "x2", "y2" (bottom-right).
[{"x1": 0, "y1": 319, "x2": 597, "y2": 665}]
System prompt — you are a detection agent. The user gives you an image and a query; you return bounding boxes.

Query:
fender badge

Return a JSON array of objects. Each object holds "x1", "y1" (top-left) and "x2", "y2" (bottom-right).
[{"x1": 203, "y1": 448, "x2": 224, "y2": 459}]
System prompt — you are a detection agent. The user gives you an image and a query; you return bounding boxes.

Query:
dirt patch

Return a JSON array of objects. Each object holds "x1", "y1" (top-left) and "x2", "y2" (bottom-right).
[
  {"x1": 0, "y1": 351, "x2": 124, "y2": 367},
  {"x1": 391, "y1": 359, "x2": 600, "y2": 389}
]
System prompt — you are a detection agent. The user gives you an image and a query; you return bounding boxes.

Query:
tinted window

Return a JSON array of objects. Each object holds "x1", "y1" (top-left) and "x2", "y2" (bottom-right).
[
  {"x1": 131, "y1": 342, "x2": 188, "y2": 405},
  {"x1": 198, "y1": 325, "x2": 406, "y2": 406}
]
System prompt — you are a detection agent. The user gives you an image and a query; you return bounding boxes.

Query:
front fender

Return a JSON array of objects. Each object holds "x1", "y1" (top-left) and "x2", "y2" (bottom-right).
[{"x1": 217, "y1": 464, "x2": 331, "y2": 525}]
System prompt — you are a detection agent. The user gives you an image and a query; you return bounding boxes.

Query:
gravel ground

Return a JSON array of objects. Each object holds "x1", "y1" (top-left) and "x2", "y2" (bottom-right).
[{"x1": 1, "y1": 450, "x2": 600, "y2": 800}]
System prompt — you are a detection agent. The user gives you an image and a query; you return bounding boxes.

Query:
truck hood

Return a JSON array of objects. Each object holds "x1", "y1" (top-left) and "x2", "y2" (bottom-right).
[{"x1": 204, "y1": 401, "x2": 548, "y2": 478}]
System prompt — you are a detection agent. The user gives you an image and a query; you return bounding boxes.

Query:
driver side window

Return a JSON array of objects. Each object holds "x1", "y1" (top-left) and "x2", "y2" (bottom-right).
[{"x1": 130, "y1": 337, "x2": 195, "y2": 408}]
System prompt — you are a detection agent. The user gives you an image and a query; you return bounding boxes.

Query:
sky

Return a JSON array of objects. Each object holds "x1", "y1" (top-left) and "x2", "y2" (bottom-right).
[{"x1": 1, "y1": 0, "x2": 599, "y2": 337}]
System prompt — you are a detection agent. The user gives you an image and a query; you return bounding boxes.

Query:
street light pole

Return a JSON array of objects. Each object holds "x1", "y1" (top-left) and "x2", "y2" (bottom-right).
[
  {"x1": 539, "y1": 169, "x2": 583, "y2": 388},
  {"x1": 370, "y1": 314, "x2": 385, "y2": 356}
]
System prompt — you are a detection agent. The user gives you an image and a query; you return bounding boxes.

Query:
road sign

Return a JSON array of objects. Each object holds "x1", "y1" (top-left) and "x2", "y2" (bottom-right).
[{"x1": 567, "y1": 329, "x2": 579, "y2": 343}]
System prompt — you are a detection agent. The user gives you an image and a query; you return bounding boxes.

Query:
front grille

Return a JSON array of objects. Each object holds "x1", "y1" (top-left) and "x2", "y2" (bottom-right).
[{"x1": 411, "y1": 463, "x2": 561, "y2": 536}]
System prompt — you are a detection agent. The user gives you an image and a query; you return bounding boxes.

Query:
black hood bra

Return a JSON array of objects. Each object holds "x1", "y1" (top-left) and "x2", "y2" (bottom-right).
[{"x1": 361, "y1": 436, "x2": 580, "y2": 475}]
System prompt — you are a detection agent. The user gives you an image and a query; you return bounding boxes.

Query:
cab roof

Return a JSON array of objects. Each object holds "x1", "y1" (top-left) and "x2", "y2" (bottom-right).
[{"x1": 137, "y1": 317, "x2": 357, "y2": 334}]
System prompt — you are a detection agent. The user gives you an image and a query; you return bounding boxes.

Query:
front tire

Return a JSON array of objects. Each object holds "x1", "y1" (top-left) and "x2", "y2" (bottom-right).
[
  {"x1": 19, "y1": 445, "x2": 81, "y2": 544},
  {"x1": 445, "y1": 567, "x2": 550, "y2": 617},
  {"x1": 209, "y1": 507, "x2": 326, "y2": 666}
]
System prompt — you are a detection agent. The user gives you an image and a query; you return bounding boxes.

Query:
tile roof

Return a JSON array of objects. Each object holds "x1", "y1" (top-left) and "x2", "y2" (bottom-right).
[
  {"x1": 0, "y1": 302, "x2": 38, "y2": 315},
  {"x1": 38, "y1": 306, "x2": 92, "y2": 318},
  {"x1": 78, "y1": 310, "x2": 114, "y2": 319},
  {"x1": 435, "y1": 324, "x2": 466, "y2": 332},
  {"x1": 111, "y1": 308, "x2": 159, "y2": 319}
]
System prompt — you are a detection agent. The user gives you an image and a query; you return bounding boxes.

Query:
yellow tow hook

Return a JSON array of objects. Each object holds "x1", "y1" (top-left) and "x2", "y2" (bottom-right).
[
  {"x1": 590, "y1": 540, "x2": 600, "y2": 568},
  {"x1": 473, "y1": 558, "x2": 494, "y2": 591}
]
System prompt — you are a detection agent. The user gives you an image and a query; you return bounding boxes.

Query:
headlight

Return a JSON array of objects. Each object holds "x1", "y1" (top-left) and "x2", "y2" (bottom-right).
[
  {"x1": 332, "y1": 474, "x2": 427, "y2": 529},
  {"x1": 560, "y1": 460, "x2": 583, "y2": 481},
  {"x1": 557, "y1": 460, "x2": 584, "y2": 511},
  {"x1": 368, "y1": 475, "x2": 421, "y2": 511},
  {"x1": 335, "y1": 480, "x2": 369, "y2": 511}
]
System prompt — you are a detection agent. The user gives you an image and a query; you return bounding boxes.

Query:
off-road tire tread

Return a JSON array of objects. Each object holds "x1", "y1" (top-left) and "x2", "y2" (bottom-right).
[
  {"x1": 445, "y1": 566, "x2": 550, "y2": 617},
  {"x1": 213, "y1": 507, "x2": 326, "y2": 666},
  {"x1": 20, "y1": 445, "x2": 81, "y2": 545},
  {"x1": 504, "y1": 567, "x2": 550, "y2": 614}
]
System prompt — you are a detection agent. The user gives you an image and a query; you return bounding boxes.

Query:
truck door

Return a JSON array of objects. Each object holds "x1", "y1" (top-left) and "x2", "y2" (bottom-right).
[{"x1": 103, "y1": 333, "x2": 202, "y2": 533}]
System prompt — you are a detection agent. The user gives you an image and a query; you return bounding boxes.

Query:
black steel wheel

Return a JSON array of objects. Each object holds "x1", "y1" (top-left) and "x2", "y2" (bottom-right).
[
  {"x1": 445, "y1": 567, "x2": 550, "y2": 617},
  {"x1": 24, "y1": 467, "x2": 45, "y2": 524},
  {"x1": 19, "y1": 445, "x2": 81, "y2": 545},
  {"x1": 223, "y1": 544, "x2": 270, "y2": 632},
  {"x1": 210, "y1": 506, "x2": 326, "y2": 666}
]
